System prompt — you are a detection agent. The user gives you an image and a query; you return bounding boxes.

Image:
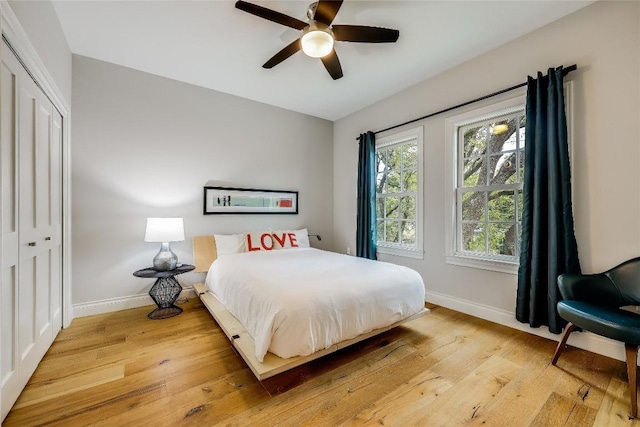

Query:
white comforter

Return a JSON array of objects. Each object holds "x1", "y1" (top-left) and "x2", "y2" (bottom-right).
[{"x1": 205, "y1": 248, "x2": 425, "y2": 362}]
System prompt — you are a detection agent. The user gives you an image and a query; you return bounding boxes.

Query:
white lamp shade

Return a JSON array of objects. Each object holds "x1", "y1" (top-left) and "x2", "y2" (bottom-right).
[
  {"x1": 301, "y1": 30, "x2": 334, "y2": 58},
  {"x1": 144, "y1": 218, "x2": 185, "y2": 243}
]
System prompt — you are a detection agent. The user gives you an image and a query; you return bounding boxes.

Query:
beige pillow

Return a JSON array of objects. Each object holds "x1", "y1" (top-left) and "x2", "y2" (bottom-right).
[{"x1": 214, "y1": 234, "x2": 246, "y2": 256}]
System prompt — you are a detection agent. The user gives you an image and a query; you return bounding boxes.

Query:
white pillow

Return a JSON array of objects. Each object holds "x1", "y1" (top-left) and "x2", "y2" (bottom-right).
[
  {"x1": 214, "y1": 234, "x2": 246, "y2": 256},
  {"x1": 246, "y1": 231, "x2": 274, "y2": 252},
  {"x1": 295, "y1": 228, "x2": 310, "y2": 248}
]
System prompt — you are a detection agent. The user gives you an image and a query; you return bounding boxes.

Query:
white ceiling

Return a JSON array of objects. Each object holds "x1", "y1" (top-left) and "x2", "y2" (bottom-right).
[{"x1": 51, "y1": 0, "x2": 594, "y2": 121}]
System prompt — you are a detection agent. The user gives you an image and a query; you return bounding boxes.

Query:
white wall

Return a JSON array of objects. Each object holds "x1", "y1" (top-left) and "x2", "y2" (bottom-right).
[
  {"x1": 334, "y1": 1, "x2": 639, "y2": 356},
  {"x1": 72, "y1": 55, "x2": 333, "y2": 309},
  {"x1": 7, "y1": 0, "x2": 71, "y2": 104}
]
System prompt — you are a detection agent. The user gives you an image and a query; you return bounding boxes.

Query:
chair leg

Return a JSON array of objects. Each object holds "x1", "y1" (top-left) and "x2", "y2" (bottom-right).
[
  {"x1": 625, "y1": 344, "x2": 638, "y2": 418},
  {"x1": 552, "y1": 322, "x2": 577, "y2": 365}
]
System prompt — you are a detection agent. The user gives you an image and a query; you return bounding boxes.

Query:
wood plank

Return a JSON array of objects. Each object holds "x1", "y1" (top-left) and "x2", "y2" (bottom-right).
[
  {"x1": 194, "y1": 282, "x2": 429, "y2": 380},
  {"x1": 12, "y1": 365, "x2": 124, "y2": 410},
  {"x1": 342, "y1": 369, "x2": 454, "y2": 425},
  {"x1": 593, "y1": 378, "x2": 638, "y2": 426},
  {"x1": 407, "y1": 355, "x2": 522, "y2": 426},
  {"x1": 530, "y1": 392, "x2": 597, "y2": 427}
]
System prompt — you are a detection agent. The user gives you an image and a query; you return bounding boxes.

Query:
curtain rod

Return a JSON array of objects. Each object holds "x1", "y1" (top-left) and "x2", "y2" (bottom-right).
[{"x1": 357, "y1": 64, "x2": 577, "y2": 140}]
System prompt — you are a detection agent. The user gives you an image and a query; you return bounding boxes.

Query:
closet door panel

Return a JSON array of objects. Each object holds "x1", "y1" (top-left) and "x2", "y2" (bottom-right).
[
  {"x1": 1, "y1": 46, "x2": 20, "y2": 418},
  {"x1": 50, "y1": 111, "x2": 62, "y2": 328},
  {"x1": 18, "y1": 78, "x2": 36, "y2": 245},
  {"x1": 17, "y1": 74, "x2": 37, "y2": 369},
  {"x1": 17, "y1": 69, "x2": 53, "y2": 385},
  {"x1": 34, "y1": 94, "x2": 53, "y2": 340}
]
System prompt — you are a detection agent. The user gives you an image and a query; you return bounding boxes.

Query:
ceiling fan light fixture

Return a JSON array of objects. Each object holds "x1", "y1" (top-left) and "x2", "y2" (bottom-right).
[{"x1": 301, "y1": 25, "x2": 334, "y2": 58}]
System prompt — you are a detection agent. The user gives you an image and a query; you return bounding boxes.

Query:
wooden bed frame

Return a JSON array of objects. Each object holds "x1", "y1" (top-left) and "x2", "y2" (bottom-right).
[{"x1": 192, "y1": 235, "x2": 429, "y2": 380}]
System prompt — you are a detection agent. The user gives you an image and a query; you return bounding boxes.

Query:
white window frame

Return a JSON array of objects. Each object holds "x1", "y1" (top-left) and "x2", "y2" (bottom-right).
[
  {"x1": 444, "y1": 83, "x2": 573, "y2": 274},
  {"x1": 376, "y1": 126, "x2": 424, "y2": 259}
]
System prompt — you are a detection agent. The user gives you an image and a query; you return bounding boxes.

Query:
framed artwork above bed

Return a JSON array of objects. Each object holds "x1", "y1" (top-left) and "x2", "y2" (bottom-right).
[{"x1": 203, "y1": 186, "x2": 298, "y2": 215}]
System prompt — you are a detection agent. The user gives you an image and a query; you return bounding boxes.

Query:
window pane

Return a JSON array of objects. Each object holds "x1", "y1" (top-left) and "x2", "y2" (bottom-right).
[
  {"x1": 488, "y1": 190, "x2": 515, "y2": 222},
  {"x1": 461, "y1": 191, "x2": 486, "y2": 221},
  {"x1": 519, "y1": 115, "x2": 526, "y2": 149},
  {"x1": 518, "y1": 151, "x2": 525, "y2": 183},
  {"x1": 376, "y1": 198, "x2": 385, "y2": 218},
  {"x1": 463, "y1": 125, "x2": 487, "y2": 158},
  {"x1": 402, "y1": 143, "x2": 417, "y2": 168},
  {"x1": 488, "y1": 223, "x2": 517, "y2": 256},
  {"x1": 489, "y1": 117, "x2": 518, "y2": 154},
  {"x1": 376, "y1": 220, "x2": 384, "y2": 242},
  {"x1": 400, "y1": 196, "x2": 416, "y2": 219},
  {"x1": 376, "y1": 172, "x2": 387, "y2": 194},
  {"x1": 517, "y1": 190, "x2": 523, "y2": 222},
  {"x1": 387, "y1": 146, "x2": 401, "y2": 169},
  {"x1": 387, "y1": 170, "x2": 401, "y2": 193},
  {"x1": 386, "y1": 196, "x2": 399, "y2": 218},
  {"x1": 490, "y1": 153, "x2": 517, "y2": 185},
  {"x1": 401, "y1": 221, "x2": 416, "y2": 245},
  {"x1": 462, "y1": 157, "x2": 486, "y2": 187},
  {"x1": 385, "y1": 220, "x2": 399, "y2": 243},
  {"x1": 403, "y1": 170, "x2": 417, "y2": 192},
  {"x1": 462, "y1": 223, "x2": 485, "y2": 252},
  {"x1": 376, "y1": 150, "x2": 387, "y2": 173}
]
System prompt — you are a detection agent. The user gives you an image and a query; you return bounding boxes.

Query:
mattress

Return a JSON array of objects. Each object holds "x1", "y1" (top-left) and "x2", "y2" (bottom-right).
[{"x1": 204, "y1": 248, "x2": 425, "y2": 362}]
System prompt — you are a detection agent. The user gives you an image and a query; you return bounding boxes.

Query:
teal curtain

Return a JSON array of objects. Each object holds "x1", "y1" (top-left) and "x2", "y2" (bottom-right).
[
  {"x1": 516, "y1": 66, "x2": 581, "y2": 334},
  {"x1": 356, "y1": 131, "x2": 377, "y2": 260}
]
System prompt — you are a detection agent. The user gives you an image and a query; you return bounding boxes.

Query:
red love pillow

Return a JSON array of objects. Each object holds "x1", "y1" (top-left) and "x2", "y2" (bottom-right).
[{"x1": 246, "y1": 232, "x2": 274, "y2": 251}]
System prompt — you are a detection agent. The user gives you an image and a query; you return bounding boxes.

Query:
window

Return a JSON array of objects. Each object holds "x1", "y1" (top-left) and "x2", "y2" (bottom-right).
[
  {"x1": 445, "y1": 85, "x2": 572, "y2": 273},
  {"x1": 459, "y1": 109, "x2": 525, "y2": 257},
  {"x1": 376, "y1": 127, "x2": 423, "y2": 259},
  {"x1": 446, "y1": 97, "x2": 526, "y2": 273}
]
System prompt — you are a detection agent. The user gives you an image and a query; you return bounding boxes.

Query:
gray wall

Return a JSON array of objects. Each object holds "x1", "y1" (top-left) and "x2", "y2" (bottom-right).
[
  {"x1": 72, "y1": 55, "x2": 333, "y2": 304},
  {"x1": 334, "y1": 2, "x2": 639, "y2": 319},
  {"x1": 7, "y1": 0, "x2": 71, "y2": 104}
]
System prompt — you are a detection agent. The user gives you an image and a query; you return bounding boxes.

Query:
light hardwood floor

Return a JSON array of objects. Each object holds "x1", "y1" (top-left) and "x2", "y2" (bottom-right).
[{"x1": 4, "y1": 298, "x2": 640, "y2": 426}]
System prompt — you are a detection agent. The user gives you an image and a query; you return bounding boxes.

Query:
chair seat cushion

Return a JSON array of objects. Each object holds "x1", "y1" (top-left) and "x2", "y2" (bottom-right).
[{"x1": 558, "y1": 300, "x2": 640, "y2": 345}]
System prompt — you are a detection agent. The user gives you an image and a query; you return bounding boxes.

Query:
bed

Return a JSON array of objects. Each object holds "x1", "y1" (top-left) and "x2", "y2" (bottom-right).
[{"x1": 192, "y1": 233, "x2": 428, "y2": 380}]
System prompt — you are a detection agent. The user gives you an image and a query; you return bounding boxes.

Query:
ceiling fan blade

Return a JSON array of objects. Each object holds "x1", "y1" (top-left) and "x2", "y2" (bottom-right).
[
  {"x1": 263, "y1": 39, "x2": 302, "y2": 69},
  {"x1": 314, "y1": 0, "x2": 343, "y2": 26},
  {"x1": 332, "y1": 25, "x2": 399, "y2": 43},
  {"x1": 235, "y1": 1, "x2": 307, "y2": 30},
  {"x1": 321, "y1": 49, "x2": 343, "y2": 80}
]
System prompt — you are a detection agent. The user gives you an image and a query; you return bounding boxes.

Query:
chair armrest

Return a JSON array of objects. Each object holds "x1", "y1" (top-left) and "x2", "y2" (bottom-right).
[{"x1": 558, "y1": 273, "x2": 623, "y2": 307}]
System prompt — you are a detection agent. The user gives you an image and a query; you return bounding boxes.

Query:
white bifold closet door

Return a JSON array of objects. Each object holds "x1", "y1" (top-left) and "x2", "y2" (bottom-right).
[{"x1": 1, "y1": 39, "x2": 63, "y2": 420}]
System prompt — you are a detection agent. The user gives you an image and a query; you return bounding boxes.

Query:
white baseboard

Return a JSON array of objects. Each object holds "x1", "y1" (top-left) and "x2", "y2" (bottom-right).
[
  {"x1": 425, "y1": 290, "x2": 627, "y2": 363},
  {"x1": 72, "y1": 287, "x2": 198, "y2": 318}
]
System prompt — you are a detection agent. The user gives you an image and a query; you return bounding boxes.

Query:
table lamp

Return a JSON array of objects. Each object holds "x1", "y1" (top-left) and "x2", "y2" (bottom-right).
[{"x1": 144, "y1": 218, "x2": 184, "y2": 271}]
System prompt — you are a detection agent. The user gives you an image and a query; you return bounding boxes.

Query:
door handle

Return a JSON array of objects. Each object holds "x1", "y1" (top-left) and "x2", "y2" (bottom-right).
[
  {"x1": 28, "y1": 242, "x2": 36, "y2": 247},
  {"x1": 45, "y1": 237, "x2": 51, "y2": 241}
]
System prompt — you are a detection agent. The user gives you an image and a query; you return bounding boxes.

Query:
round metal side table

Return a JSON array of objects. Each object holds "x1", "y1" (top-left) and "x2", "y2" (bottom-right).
[{"x1": 133, "y1": 264, "x2": 195, "y2": 320}]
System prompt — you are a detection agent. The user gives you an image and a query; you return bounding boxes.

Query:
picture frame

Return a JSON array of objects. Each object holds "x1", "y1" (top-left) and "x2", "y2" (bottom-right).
[{"x1": 203, "y1": 186, "x2": 298, "y2": 215}]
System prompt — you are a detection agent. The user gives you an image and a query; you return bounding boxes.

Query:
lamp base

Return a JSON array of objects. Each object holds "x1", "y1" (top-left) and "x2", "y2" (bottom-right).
[{"x1": 153, "y1": 242, "x2": 178, "y2": 271}]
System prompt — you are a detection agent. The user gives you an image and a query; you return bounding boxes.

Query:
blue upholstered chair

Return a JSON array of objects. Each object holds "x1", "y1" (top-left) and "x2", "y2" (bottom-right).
[{"x1": 552, "y1": 257, "x2": 640, "y2": 418}]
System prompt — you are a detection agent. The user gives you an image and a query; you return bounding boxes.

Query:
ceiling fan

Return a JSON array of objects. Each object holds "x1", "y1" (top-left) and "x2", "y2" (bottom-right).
[{"x1": 235, "y1": 0, "x2": 400, "y2": 80}]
